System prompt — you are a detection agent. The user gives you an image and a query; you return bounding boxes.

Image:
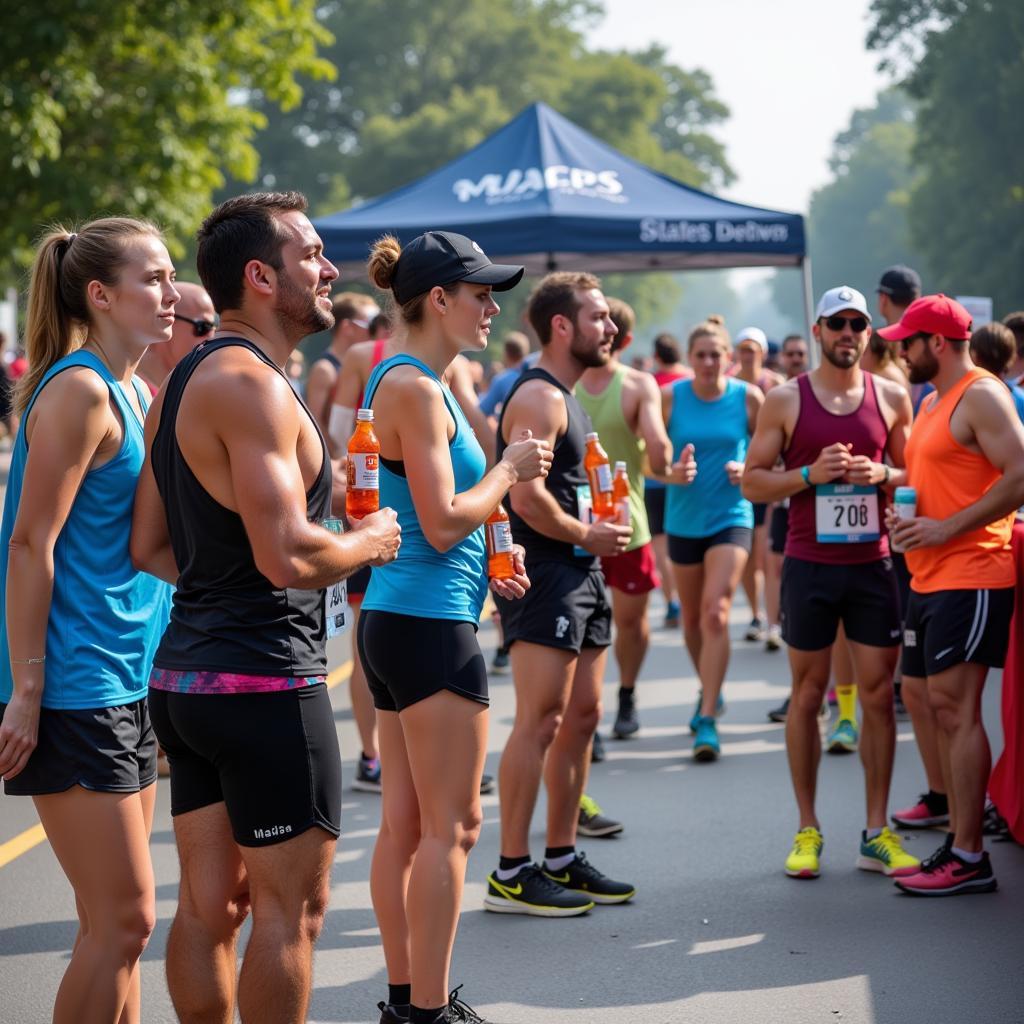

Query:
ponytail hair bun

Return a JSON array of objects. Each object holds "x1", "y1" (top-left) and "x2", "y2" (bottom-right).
[{"x1": 367, "y1": 235, "x2": 402, "y2": 292}]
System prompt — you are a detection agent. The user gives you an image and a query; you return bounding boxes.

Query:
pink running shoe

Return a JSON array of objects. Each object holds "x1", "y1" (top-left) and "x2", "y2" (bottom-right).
[
  {"x1": 891, "y1": 792, "x2": 950, "y2": 829},
  {"x1": 895, "y1": 840, "x2": 997, "y2": 897}
]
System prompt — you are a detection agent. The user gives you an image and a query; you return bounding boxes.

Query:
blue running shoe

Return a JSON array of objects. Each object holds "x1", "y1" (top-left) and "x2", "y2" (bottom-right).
[
  {"x1": 689, "y1": 690, "x2": 726, "y2": 733},
  {"x1": 692, "y1": 716, "x2": 720, "y2": 762}
]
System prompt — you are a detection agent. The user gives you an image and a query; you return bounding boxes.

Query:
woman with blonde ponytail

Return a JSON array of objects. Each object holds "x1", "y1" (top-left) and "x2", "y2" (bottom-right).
[{"x1": 0, "y1": 218, "x2": 176, "y2": 1024}]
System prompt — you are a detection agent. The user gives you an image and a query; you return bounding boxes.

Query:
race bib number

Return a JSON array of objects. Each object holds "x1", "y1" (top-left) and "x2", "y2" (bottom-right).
[
  {"x1": 815, "y1": 484, "x2": 880, "y2": 543},
  {"x1": 574, "y1": 484, "x2": 595, "y2": 557},
  {"x1": 325, "y1": 579, "x2": 350, "y2": 639}
]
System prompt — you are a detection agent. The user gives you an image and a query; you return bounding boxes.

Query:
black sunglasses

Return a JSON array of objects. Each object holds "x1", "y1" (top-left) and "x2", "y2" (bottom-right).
[
  {"x1": 174, "y1": 312, "x2": 217, "y2": 337},
  {"x1": 823, "y1": 315, "x2": 869, "y2": 333},
  {"x1": 900, "y1": 332, "x2": 929, "y2": 352}
]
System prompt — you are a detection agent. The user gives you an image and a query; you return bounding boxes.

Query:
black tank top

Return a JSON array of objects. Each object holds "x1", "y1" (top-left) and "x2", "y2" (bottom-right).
[
  {"x1": 498, "y1": 366, "x2": 597, "y2": 569},
  {"x1": 152, "y1": 337, "x2": 332, "y2": 675}
]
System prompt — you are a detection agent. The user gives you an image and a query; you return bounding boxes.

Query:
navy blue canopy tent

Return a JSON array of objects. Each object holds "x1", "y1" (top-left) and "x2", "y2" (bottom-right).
[{"x1": 314, "y1": 102, "x2": 813, "y2": 326}]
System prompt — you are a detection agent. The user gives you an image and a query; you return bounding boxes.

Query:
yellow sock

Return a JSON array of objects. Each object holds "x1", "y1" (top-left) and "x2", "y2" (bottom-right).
[{"x1": 836, "y1": 684, "x2": 858, "y2": 722}]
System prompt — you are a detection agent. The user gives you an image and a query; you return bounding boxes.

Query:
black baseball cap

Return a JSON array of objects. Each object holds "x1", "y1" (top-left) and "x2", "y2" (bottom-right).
[
  {"x1": 877, "y1": 265, "x2": 922, "y2": 305},
  {"x1": 392, "y1": 231, "x2": 524, "y2": 305}
]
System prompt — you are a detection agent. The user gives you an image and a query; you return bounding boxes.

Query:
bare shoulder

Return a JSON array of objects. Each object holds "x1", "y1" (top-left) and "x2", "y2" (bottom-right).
[
  {"x1": 966, "y1": 373, "x2": 1015, "y2": 413},
  {"x1": 623, "y1": 365, "x2": 659, "y2": 398},
  {"x1": 189, "y1": 345, "x2": 298, "y2": 429},
  {"x1": 34, "y1": 365, "x2": 110, "y2": 411},
  {"x1": 872, "y1": 371, "x2": 909, "y2": 404}
]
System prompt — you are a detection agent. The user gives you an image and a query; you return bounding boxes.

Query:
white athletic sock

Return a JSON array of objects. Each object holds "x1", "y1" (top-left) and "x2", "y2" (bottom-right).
[
  {"x1": 495, "y1": 863, "x2": 528, "y2": 881},
  {"x1": 544, "y1": 851, "x2": 576, "y2": 872},
  {"x1": 952, "y1": 845, "x2": 983, "y2": 863}
]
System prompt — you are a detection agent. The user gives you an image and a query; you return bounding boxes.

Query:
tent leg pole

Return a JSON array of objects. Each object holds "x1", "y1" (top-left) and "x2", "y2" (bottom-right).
[{"x1": 801, "y1": 257, "x2": 816, "y2": 368}]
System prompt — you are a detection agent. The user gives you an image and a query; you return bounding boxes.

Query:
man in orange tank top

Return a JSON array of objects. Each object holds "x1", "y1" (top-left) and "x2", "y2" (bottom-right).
[{"x1": 879, "y1": 294, "x2": 1024, "y2": 896}]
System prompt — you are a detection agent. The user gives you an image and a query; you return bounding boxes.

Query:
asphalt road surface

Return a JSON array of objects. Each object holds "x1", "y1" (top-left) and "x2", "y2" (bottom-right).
[{"x1": 1, "y1": 588, "x2": 1021, "y2": 1024}]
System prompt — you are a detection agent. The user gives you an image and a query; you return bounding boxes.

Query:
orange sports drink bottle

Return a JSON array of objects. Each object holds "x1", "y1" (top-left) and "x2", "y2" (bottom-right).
[
  {"x1": 346, "y1": 409, "x2": 380, "y2": 520},
  {"x1": 613, "y1": 461, "x2": 631, "y2": 527},
  {"x1": 584, "y1": 432, "x2": 615, "y2": 519},
  {"x1": 486, "y1": 503, "x2": 515, "y2": 580}
]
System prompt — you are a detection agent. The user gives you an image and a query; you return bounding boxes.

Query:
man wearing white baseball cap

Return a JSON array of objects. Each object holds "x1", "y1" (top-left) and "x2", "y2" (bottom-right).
[{"x1": 742, "y1": 285, "x2": 918, "y2": 881}]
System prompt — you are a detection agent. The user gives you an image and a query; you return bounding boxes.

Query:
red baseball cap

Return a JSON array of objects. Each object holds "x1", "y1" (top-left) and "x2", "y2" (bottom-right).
[{"x1": 876, "y1": 293, "x2": 973, "y2": 342}]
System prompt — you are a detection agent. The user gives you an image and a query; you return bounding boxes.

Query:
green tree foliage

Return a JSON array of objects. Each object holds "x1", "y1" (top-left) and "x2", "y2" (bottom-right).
[
  {"x1": 0, "y1": 2, "x2": 333, "y2": 281},
  {"x1": 868, "y1": 0, "x2": 1024, "y2": 312}
]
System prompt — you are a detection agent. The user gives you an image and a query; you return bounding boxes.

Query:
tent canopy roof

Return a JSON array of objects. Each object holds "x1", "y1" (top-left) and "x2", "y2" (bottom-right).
[{"x1": 314, "y1": 102, "x2": 805, "y2": 275}]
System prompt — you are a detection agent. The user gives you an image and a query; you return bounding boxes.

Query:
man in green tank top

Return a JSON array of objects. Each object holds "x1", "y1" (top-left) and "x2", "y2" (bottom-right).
[{"x1": 578, "y1": 299, "x2": 673, "y2": 741}]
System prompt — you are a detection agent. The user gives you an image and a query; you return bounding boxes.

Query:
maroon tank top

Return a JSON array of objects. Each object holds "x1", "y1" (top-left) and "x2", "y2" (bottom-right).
[{"x1": 784, "y1": 372, "x2": 890, "y2": 564}]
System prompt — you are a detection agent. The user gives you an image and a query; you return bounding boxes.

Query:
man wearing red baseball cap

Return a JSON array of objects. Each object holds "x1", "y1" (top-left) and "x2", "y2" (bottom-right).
[{"x1": 879, "y1": 294, "x2": 1024, "y2": 895}]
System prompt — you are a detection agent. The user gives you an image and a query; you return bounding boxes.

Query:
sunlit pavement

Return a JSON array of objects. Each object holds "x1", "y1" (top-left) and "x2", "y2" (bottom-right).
[{"x1": 1, "y1": 583, "x2": 1021, "y2": 1023}]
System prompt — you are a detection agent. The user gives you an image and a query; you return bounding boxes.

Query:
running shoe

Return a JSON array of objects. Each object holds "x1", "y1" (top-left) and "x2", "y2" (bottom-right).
[
  {"x1": 891, "y1": 791, "x2": 950, "y2": 829},
  {"x1": 767, "y1": 697, "x2": 790, "y2": 722},
  {"x1": 447, "y1": 985, "x2": 487, "y2": 1023},
  {"x1": 484, "y1": 863, "x2": 594, "y2": 916},
  {"x1": 590, "y1": 731, "x2": 606, "y2": 763},
  {"x1": 785, "y1": 826, "x2": 823, "y2": 878},
  {"x1": 982, "y1": 799, "x2": 1009, "y2": 838},
  {"x1": 692, "y1": 716, "x2": 720, "y2": 762},
  {"x1": 353, "y1": 756, "x2": 383, "y2": 793},
  {"x1": 377, "y1": 1002, "x2": 409, "y2": 1024},
  {"x1": 479, "y1": 773, "x2": 495, "y2": 795},
  {"x1": 490, "y1": 646, "x2": 510, "y2": 675},
  {"x1": 663, "y1": 599, "x2": 680, "y2": 628},
  {"x1": 745, "y1": 617, "x2": 765, "y2": 641},
  {"x1": 578, "y1": 794, "x2": 624, "y2": 837},
  {"x1": 856, "y1": 827, "x2": 920, "y2": 877},
  {"x1": 826, "y1": 718, "x2": 859, "y2": 754},
  {"x1": 765, "y1": 624, "x2": 783, "y2": 652},
  {"x1": 895, "y1": 840, "x2": 997, "y2": 897},
  {"x1": 612, "y1": 697, "x2": 639, "y2": 738},
  {"x1": 689, "y1": 690, "x2": 725, "y2": 732},
  {"x1": 542, "y1": 851, "x2": 636, "y2": 904}
]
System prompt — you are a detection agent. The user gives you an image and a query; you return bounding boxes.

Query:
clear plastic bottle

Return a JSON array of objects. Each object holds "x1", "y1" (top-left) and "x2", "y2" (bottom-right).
[
  {"x1": 891, "y1": 486, "x2": 917, "y2": 553},
  {"x1": 584, "y1": 432, "x2": 615, "y2": 519},
  {"x1": 346, "y1": 409, "x2": 380, "y2": 520},
  {"x1": 485, "y1": 503, "x2": 515, "y2": 579}
]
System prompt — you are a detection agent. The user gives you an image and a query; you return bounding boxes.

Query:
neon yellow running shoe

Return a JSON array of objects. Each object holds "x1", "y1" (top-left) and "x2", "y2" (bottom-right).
[
  {"x1": 856, "y1": 827, "x2": 921, "y2": 877},
  {"x1": 785, "y1": 826, "x2": 823, "y2": 878}
]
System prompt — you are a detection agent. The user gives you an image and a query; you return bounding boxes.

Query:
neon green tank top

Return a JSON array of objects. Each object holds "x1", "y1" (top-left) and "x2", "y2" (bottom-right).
[{"x1": 575, "y1": 365, "x2": 651, "y2": 550}]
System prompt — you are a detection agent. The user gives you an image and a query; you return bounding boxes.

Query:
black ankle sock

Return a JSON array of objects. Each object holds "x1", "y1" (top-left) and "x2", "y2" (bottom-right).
[
  {"x1": 618, "y1": 686, "x2": 635, "y2": 707},
  {"x1": 499, "y1": 853, "x2": 531, "y2": 872},
  {"x1": 389, "y1": 983, "x2": 411, "y2": 1008},
  {"x1": 410, "y1": 1005, "x2": 446, "y2": 1024},
  {"x1": 544, "y1": 845, "x2": 575, "y2": 861}
]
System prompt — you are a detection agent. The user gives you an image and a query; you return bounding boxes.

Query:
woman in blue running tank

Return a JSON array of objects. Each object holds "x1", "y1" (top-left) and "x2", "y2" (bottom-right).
[
  {"x1": 358, "y1": 231, "x2": 552, "y2": 1024},
  {"x1": 0, "y1": 218, "x2": 175, "y2": 1023},
  {"x1": 659, "y1": 317, "x2": 764, "y2": 764}
]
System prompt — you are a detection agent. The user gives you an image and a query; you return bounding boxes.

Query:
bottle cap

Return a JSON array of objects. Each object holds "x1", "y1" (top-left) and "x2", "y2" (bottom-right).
[
  {"x1": 585, "y1": 431, "x2": 598, "y2": 442},
  {"x1": 356, "y1": 408, "x2": 374, "y2": 421},
  {"x1": 615, "y1": 461, "x2": 627, "y2": 471},
  {"x1": 894, "y1": 486, "x2": 916, "y2": 502}
]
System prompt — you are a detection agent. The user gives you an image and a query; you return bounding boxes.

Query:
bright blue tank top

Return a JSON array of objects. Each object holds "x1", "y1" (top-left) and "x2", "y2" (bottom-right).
[
  {"x1": 361, "y1": 355, "x2": 488, "y2": 623},
  {"x1": 664, "y1": 377, "x2": 753, "y2": 537},
  {"x1": 0, "y1": 352, "x2": 172, "y2": 709}
]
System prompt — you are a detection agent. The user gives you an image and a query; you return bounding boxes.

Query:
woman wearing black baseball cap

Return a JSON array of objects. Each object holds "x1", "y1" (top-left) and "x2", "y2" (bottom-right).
[{"x1": 357, "y1": 232, "x2": 551, "y2": 1024}]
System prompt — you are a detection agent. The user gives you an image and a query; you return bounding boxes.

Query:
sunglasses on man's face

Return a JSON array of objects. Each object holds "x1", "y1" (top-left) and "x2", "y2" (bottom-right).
[
  {"x1": 175, "y1": 313, "x2": 217, "y2": 337},
  {"x1": 900, "y1": 332, "x2": 929, "y2": 352},
  {"x1": 823, "y1": 315, "x2": 869, "y2": 333}
]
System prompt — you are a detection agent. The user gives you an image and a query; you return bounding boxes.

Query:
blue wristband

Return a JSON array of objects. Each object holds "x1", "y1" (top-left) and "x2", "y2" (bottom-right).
[{"x1": 801, "y1": 465, "x2": 811, "y2": 486}]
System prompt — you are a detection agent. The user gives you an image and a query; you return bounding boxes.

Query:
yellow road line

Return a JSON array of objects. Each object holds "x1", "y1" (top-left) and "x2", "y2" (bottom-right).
[
  {"x1": 326, "y1": 659, "x2": 353, "y2": 690},
  {"x1": 0, "y1": 823, "x2": 47, "y2": 869}
]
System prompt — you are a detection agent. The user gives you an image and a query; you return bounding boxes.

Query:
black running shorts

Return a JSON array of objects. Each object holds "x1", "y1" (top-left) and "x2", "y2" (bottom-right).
[
  {"x1": 1, "y1": 699, "x2": 156, "y2": 796},
  {"x1": 770, "y1": 504, "x2": 789, "y2": 556},
  {"x1": 780, "y1": 556, "x2": 902, "y2": 651},
  {"x1": 347, "y1": 565, "x2": 371, "y2": 601},
  {"x1": 358, "y1": 611, "x2": 488, "y2": 713},
  {"x1": 891, "y1": 551, "x2": 912, "y2": 622},
  {"x1": 901, "y1": 587, "x2": 1015, "y2": 678},
  {"x1": 495, "y1": 561, "x2": 612, "y2": 653},
  {"x1": 644, "y1": 486, "x2": 666, "y2": 536},
  {"x1": 148, "y1": 684, "x2": 342, "y2": 847},
  {"x1": 667, "y1": 526, "x2": 753, "y2": 566},
  {"x1": 753, "y1": 502, "x2": 768, "y2": 527}
]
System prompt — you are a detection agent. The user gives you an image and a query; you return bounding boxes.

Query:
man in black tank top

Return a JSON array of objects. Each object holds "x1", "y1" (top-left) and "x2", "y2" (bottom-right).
[
  {"x1": 484, "y1": 273, "x2": 636, "y2": 919},
  {"x1": 131, "y1": 191, "x2": 401, "y2": 1023}
]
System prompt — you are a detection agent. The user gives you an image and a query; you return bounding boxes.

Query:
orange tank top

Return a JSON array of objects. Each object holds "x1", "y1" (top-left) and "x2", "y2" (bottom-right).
[{"x1": 904, "y1": 368, "x2": 1014, "y2": 592}]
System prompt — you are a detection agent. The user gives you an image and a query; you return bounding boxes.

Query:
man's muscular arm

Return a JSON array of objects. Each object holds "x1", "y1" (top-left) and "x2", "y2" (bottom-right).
[
  {"x1": 503, "y1": 382, "x2": 629, "y2": 557},
  {"x1": 632, "y1": 371, "x2": 672, "y2": 475}
]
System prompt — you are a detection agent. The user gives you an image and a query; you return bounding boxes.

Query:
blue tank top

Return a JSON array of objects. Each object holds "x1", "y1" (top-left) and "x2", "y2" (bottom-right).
[
  {"x1": 0, "y1": 352, "x2": 172, "y2": 709},
  {"x1": 664, "y1": 377, "x2": 753, "y2": 537},
  {"x1": 361, "y1": 355, "x2": 488, "y2": 623}
]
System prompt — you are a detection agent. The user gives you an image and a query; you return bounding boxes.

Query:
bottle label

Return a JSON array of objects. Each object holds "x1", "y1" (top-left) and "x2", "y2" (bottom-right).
[
  {"x1": 594, "y1": 463, "x2": 613, "y2": 494},
  {"x1": 488, "y1": 520, "x2": 513, "y2": 554},
  {"x1": 617, "y1": 498, "x2": 631, "y2": 527},
  {"x1": 349, "y1": 453, "x2": 379, "y2": 490}
]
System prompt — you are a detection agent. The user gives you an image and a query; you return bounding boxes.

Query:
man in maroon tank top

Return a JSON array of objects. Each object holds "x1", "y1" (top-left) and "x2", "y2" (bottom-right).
[{"x1": 743, "y1": 286, "x2": 919, "y2": 881}]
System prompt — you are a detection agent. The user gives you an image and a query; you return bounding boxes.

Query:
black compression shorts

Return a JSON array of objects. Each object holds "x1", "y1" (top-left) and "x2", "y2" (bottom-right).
[
  {"x1": 148, "y1": 684, "x2": 342, "y2": 847},
  {"x1": 667, "y1": 527, "x2": 752, "y2": 566}
]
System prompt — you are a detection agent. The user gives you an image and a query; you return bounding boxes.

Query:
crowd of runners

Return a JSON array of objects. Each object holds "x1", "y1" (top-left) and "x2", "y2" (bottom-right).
[{"x1": 0, "y1": 192, "x2": 1022, "y2": 1024}]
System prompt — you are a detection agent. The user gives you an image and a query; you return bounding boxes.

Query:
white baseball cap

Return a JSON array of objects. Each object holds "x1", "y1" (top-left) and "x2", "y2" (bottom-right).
[
  {"x1": 815, "y1": 285, "x2": 872, "y2": 322},
  {"x1": 735, "y1": 327, "x2": 767, "y2": 352}
]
